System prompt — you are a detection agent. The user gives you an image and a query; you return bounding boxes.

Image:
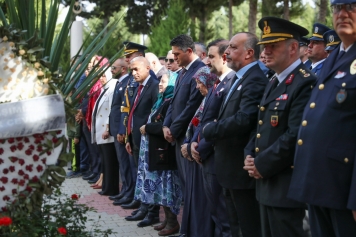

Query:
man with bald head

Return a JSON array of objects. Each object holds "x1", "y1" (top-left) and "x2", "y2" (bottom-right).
[
  {"x1": 124, "y1": 57, "x2": 160, "y2": 227},
  {"x1": 145, "y1": 52, "x2": 168, "y2": 81}
]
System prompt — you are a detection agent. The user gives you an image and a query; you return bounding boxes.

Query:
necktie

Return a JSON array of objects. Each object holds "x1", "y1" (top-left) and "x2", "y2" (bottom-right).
[
  {"x1": 336, "y1": 50, "x2": 346, "y2": 61},
  {"x1": 223, "y1": 76, "x2": 241, "y2": 106},
  {"x1": 127, "y1": 85, "x2": 144, "y2": 135},
  {"x1": 266, "y1": 76, "x2": 278, "y2": 98},
  {"x1": 309, "y1": 65, "x2": 312, "y2": 70},
  {"x1": 213, "y1": 80, "x2": 220, "y2": 91},
  {"x1": 176, "y1": 68, "x2": 187, "y2": 85}
]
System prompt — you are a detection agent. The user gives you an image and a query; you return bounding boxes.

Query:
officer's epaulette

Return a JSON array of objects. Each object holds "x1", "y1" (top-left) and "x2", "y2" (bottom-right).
[{"x1": 299, "y1": 68, "x2": 311, "y2": 78}]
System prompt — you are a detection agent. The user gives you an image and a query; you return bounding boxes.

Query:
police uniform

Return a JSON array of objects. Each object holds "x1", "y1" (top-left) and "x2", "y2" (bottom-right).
[
  {"x1": 300, "y1": 36, "x2": 312, "y2": 68},
  {"x1": 244, "y1": 17, "x2": 317, "y2": 237},
  {"x1": 309, "y1": 23, "x2": 331, "y2": 75},
  {"x1": 288, "y1": 1, "x2": 356, "y2": 236},
  {"x1": 323, "y1": 29, "x2": 341, "y2": 53}
]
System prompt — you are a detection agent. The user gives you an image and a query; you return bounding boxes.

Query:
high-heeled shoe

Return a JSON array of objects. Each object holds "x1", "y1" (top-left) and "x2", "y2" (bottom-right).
[
  {"x1": 90, "y1": 184, "x2": 98, "y2": 187},
  {"x1": 93, "y1": 185, "x2": 102, "y2": 189}
]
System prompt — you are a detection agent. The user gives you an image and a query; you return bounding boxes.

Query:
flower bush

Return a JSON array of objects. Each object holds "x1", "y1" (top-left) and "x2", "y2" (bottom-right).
[{"x1": 0, "y1": 189, "x2": 114, "y2": 237}]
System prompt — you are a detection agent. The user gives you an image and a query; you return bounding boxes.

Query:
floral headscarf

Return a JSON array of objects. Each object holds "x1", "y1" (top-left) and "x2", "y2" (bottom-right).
[{"x1": 192, "y1": 66, "x2": 219, "y2": 89}]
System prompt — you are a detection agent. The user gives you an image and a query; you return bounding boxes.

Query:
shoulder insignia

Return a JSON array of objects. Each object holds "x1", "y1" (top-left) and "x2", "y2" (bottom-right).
[{"x1": 299, "y1": 68, "x2": 310, "y2": 78}]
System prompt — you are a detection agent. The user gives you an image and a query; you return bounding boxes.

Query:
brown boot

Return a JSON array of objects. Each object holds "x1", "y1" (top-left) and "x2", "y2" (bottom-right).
[
  {"x1": 158, "y1": 207, "x2": 180, "y2": 236},
  {"x1": 154, "y1": 219, "x2": 167, "y2": 231}
]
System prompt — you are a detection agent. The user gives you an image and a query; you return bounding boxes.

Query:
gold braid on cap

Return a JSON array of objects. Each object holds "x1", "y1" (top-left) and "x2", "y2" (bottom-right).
[
  {"x1": 124, "y1": 49, "x2": 139, "y2": 55},
  {"x1": 257, "y1": 38, "x2": 289, "y2": 45},
  {"x1": 326, "y1": 41, "x2": 340, "y2": 46},
  {"x1": 312, "y1": 33, "x2": 323, "y2": 38}
]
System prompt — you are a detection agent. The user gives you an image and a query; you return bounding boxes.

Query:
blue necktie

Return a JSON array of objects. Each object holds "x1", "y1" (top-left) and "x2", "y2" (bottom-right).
[{"x1": 223, "y1": 77, "x2": 241, "y2": 106}]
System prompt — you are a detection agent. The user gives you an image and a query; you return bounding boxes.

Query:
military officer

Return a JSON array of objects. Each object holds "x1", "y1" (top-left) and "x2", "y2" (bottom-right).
[
  {"x1": 308, "y1": 23, "x2": 331, "y2": 75},
  {"x1": 323, "y1": 29, "x2": 341, "y2": 54},
  {"x1": 288, "y1": 0, "x2": 356, "y2": 236},
  {"x1": 299, "y1": 37, "x2": 312, "y2": 68},
  {"x1": 243, "y1": 17, "x2": 316, "y2": 237}
]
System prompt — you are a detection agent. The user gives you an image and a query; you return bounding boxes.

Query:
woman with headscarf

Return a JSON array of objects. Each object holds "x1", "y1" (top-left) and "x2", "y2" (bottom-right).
[
  {"x1": 90, "y1": 68, "x2": 120, "y2": 196},
  {"x1": 134, "y1": 72, "x2": 182, "y2": 236},
  {"x1": 180, "y1": 66, "x2": 219, "y2": 237}
]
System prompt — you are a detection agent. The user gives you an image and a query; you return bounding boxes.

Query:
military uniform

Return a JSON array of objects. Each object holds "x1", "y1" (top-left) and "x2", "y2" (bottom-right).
[
  {"x1": 245, "y1": 17, "x2": 317, "y2": 237},
  {"x1": 323, "y1": 29, "x2": 341, "y2": 53},
  {"x1": 288, "y1": 34, "x2": 356, "y2": 237},
  {"x1": 309, "y1": 23, "x2": 331, "y2": 75}
]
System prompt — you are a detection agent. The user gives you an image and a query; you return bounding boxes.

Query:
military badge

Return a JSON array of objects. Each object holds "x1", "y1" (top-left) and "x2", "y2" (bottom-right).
[
  {"x1": 129, "y1": 89, "x2": 133, "y2": 96},
  {"x1": 335, "y1": 71, "x2": 346, "y2": 79},
  {"x1": 315, "y1": 26, "x2": 318, "y2": 33},
  {"x1": 285, "y1": 74, "x2": 294, "y2": 85},
  {"x1": 329, "y1": 35, "x2": 334, "y2": 43},
  {"x1": 350, "y1": 59, "x2": 356, "y2": 75},
  {"x1": 336, "y1": 89, "x2": 347, "y2": 103},
  {"x1": 263, "y1": 21, "x2": 271, "y2": 35},
  {"x1": 271, "y1": 115, "x2": 278, "y2": 127},
  {"x1": 304, "y1": 73, "x2": 310, "y2": 77},
  {"x1": 276, "y1": 94, "x2": 288, "y2": 100}
]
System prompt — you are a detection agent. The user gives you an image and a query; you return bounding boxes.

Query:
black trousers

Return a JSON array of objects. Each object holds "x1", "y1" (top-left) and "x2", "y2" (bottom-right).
[
  {"x1": 260, "y1": 204, "x2": 305, "y2": 237},
  {"x1": 223, "y1": 188, "x2": 261, "y2": 237},
  {"x1": 98, "y1": 143, "x2": 120, "y2": 196},
  {"x1": 174, "y1": 137, "x2": 186, "y2": 196},
  {"x1": 308, "y1": 204, "x2": 356, "y2": 237},
  {"x1": 82, "y1": 120, "x2": 101, "y2": 174},
  {"x1": 202, "y1": 171, "x2": 231, "y2": 237}
]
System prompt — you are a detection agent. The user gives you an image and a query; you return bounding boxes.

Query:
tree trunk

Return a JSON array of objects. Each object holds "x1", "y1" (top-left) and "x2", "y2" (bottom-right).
[
  {"x1": 318, "y1": 0, "x2": 327, "y2": 23},
  {"x1": 248, "y1": 0, "x2": 257, "y2": 34},
  {"x1": 229, "y1": 0, "x2": 233, "y2": 39},
  {"x1": 283, "y1": 0, "x2": 289, "y2": 20}
]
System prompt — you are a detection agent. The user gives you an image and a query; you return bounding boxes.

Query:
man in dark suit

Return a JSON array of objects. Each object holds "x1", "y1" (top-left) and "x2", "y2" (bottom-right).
[
  {"x1": 124, "y1": 57, "x2": 160, "y2": 227},
  {"x1": 106, "y1": 58, "x2": 135, "y2": 205},
  {"x1": 163, "y1": 34, "x2": 205, "y2": 194},
  {"x1": 288, "y1": 1, "x2": 356, "y2": 236},
  {"x1": 203, "y1": 32, "x2": 267, "y2": 237},
  {"x1": 308, "y1": 23, "x2": 330, "y2": 75},
  {"x1": 243, "y1": 17, "x2": 316, "y2": 237},
  {"x1": 189, "y1": 39, "x2": 233, "y2": 237}
]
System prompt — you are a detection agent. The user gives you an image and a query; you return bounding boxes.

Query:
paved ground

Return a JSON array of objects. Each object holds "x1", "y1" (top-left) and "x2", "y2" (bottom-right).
[{"x1": 60, "y1": 170, "x2": 182, "y2": 237}]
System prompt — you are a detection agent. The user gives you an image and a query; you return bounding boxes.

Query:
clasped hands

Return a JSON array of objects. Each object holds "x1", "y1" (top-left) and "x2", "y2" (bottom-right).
[
  {"x1": 163, "y1": 127, "x2": 175, "y2": 143},
  {"x1": 243, "y1": 155, "x2": 263, "y2": 179},
  {"x1": 180, "y1": 142, "x2": 202, "y2": 164}
]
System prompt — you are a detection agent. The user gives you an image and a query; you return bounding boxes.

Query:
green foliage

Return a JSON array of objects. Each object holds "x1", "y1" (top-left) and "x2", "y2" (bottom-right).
[
  {"x1": 0, "y1": 189, "x2": 114, "y2": 236},
  {"x1": 148, "y1": 0, "x2": 190, "y2": 56}
]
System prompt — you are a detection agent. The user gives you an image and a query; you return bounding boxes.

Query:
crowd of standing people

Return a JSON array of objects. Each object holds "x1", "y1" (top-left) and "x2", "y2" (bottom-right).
[{"x1": 66, "y1": 0, "x2": 356, "y2": 236}]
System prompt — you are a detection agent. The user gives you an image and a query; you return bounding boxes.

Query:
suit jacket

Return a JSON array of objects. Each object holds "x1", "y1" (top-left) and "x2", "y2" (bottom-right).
[
  {"x1": 127, "y1": 77, "x2": 159, "y2": 147},
  {"x1": 311, "y1": 60, "x2": 325, "y2": 76},
  {"x1": 91, "y1": 79, "x2": 117, "y2": 144},
  {"x1": 163, "y1": 59, "x2": 205, "y2": 139},
  {"x1": 146, "y1": 99, "x2": 177, "y2": 171},
  {"x1": 203, "y1": 63, "x2": 267, "y2": 189},
  {"x1": 245, "y1": 62, "x2": 316, "y2": 208},
  {"x1": 108, "y1": 75, "x2": 129, "y2": 136},
  {"x1": 288, "y1": 44, "x2": 356, "y2": 211},
  {"x1": 193, "y1": 71, "x2": 235, "y2": 174}
]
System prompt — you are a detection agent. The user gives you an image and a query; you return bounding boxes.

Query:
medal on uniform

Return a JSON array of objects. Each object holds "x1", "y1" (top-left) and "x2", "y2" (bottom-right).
[
  {"x1": 271, "y1": 115, "x2": 278, "y2": 127},
  {"x1": 350, "y1": 59, "x2": 356, "y2": 75},
  {"x1": 336, "y1": 89, "x2": 347, "y2": 103}
]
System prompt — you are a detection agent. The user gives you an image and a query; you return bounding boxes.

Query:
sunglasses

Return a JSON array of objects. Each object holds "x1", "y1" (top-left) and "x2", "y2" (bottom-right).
[
  {"x1": 331, "y1": 3, "x2": 356, "y2": 14},
  {"x1": 165, "y1": 58, "x2": 175, "y2": 63},
  {"x1": 111, "y1": 66, "x2": 122, "y2": 70}
]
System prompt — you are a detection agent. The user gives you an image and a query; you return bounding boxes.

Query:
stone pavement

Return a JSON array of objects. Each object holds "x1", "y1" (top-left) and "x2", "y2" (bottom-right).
[{"x1": 60, "y1": 170, "x2": 182, "y2": 237}]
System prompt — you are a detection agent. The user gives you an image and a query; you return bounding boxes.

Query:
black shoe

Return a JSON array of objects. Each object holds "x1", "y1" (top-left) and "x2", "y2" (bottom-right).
[
  {"x1": 109, "y1": 193, "x2": 124, "y2": 201},
  {"x1": 121, "y1": 200, "x2": 140, "y2": 209},
  {"x1": 82, "y1": 170, "x2": 92, "y2": 176},
  {"x1": 83, "y1": 172, "x2": 96, "y2": 180},
  {"x1": 98, "y1": 191, "x2": 104, "y2": 195},
  {"x1": 87, "y1": 175, "x2": 100, "y2": 184},
  {"x1": 131, "y1": 208, "x2": 139, "y2": 216},
  {"x1": 137, "y1": 213, "x2": 160, "y2": 227},
  {"x1": 125, "y1": 210, "x2": 147, "y2": 221},
  {"x1": 112, "y1": 197, "x2": 132, "y2": 206}
]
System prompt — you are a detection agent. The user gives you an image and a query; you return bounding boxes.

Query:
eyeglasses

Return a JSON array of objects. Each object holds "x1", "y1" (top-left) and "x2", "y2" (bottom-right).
[
  {"x1": 331, "y1": 3, "x2": 356, "y2": 14},
  {"x1": 111, "y1": 66, "x2": 122, "y2": 70},
  {"x1": 165, "y1": 58, "x2": 175, "y2": 63}
]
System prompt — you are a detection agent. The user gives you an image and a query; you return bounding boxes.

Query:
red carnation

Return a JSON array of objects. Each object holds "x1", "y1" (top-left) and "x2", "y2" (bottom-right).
[
  {"x1": 24, "y1": 137, "x2": 30, "y2": 143},
  {"x1": 31, "y1": 176, "x2": 39, "y2": 182},
  {"x1": 28, "y1": 145, "x2": 35, "y2": 150},
  {"x1": 25, "y1": 149, "x2": 32, "y2": 155},
  {"x1": 18, "y1": 159, "x2": 25, "y2": 165},
  {"x1": 16, "y1": 137, "x2": 23, "y2": 141},
  {"x1": 71, "y1": 194, "x2": 79, "y2": 200},
  {"x1": 1, "y1": 207, "x2": 7, "y2": 212},
  {"x1": 24, "y1": 174, "x2": 29, "y2": 180},
  {"x1": 26, "y1": 164, "x2": 33, "y2": 172},
  {"x1": 9, "y1": 157, "x2": 18, "y2": 163},
  {"x1": 0, "y1": 158, "x2": 3, "y2": 164},
  {"x1": 42, "y1": 158, "x2": 47, "y2": 164},
  {"x1": 8, "y1": 138, "x2": 15, "y2": 144},
  {"x1": 9, "y1": 166, "x2": 15, "y2": 172},
  {"x1": 18, "y1": 179, "x2": 25, "y2": 186},
  {"x1": 58, "y1": 227, "x2": 67, "y2": 235},
  {"x1": 17, "y1": 142, "x2": 24, "y2": 150},
  {"x1": 36, "y1": 145, "x2": 43, "y2": 152},
  {"x1": 46, "y1": 151, "x2": 51, "y2": 155},
  {"x1": 0, "y1": 186, "x2": 5, "y2": 191},
  {"x1": 0, "y1": 177, "x2": 8, "y2": 184},
  {"x1": 191, "y1": 117, "x2": 200, "y2": 127},
  {"x1": 0, "y1": 148, "x2": 3, "y2": 155},
  {"x1": 3, "y1": 168, "x2": 8, "y2": 174},
  {"x1": 0, "y1": 217, "x2": 12, "y2": 226},
  {"x1": 52, "y1": 137, "x2": 59, "y2": 144},
  {"x1": 12, "y1": 189, "x2": 17, "y2": 195},
  {"x1": 36, "y1": 165, "x2": 43, "y2": 172},
  {"x1": 25, "y1": 186, "x2": 32, "y2": 192},
  {"x1": 3, "y1": 195, "x2": 10, "y2": 201},
  {"x1": 11, "y1": 178, "x2": 18, "y2": 184},
  {"x1": 0, "y1": 139, "x2": 5, "y2": 144},
  {"x1": 33, "y1": 154, "x2": 39, "y2": 161},
  {"x1": 10, "y1": 145, "x2": 17, "y2": 152}
]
